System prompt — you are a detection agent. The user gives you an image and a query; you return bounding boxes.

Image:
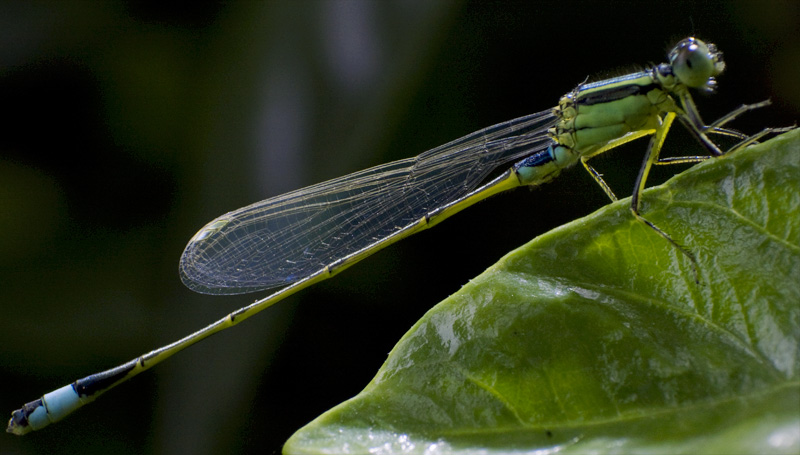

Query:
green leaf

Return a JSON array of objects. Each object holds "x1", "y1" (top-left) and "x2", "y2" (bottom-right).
[{"x1": 285, "y1": 130, "x2": 800, "y2": 455}]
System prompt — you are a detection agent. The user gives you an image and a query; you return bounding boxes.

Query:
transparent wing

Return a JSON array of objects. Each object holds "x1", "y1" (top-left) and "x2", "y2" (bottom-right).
[{"x1": 180, "y1": 109, "x2": 557, "y2": 294}]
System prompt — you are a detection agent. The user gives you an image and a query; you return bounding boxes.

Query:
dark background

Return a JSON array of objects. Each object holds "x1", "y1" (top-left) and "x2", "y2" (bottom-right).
[{"x1": 1, "y1": 1, "x2": 797, "y2": 454}]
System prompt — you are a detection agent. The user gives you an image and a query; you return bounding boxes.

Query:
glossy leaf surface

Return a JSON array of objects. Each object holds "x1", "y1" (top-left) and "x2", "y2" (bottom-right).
[{"x1": 285, "y1": 130, "x2": 800, "y2": 455}]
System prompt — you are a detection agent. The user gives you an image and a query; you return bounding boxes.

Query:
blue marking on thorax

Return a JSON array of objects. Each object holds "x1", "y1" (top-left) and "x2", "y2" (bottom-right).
[
  {"x1": 513, "y1": 145, "x2": 561, "y2": 185},
  {"x1": 514, "y1": 147, "x2": 554, "y2": 170}
]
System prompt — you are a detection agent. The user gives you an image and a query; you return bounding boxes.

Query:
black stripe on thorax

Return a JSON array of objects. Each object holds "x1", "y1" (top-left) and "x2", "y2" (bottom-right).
[{"x1": 575, "y1": 81, "x2": 658, "y2": 107}]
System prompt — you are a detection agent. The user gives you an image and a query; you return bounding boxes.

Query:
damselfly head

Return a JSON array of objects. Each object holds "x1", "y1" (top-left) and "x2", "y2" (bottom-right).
[{"x1": 669, "y1": 37, "x2": 725, "y2": 92}]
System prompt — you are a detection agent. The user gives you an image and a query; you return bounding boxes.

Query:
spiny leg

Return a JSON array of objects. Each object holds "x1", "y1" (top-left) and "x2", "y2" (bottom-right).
[
  {"x1": 581, "y1": 158, "x2": 619, "y2": 202},
  {"x1": 656, "y1": 155, "x2": 710, "y2": 165},
  {"x1": 575, "y1": 113, "x2": 699, "y2": 280},
  {"x1": 578, "y1": 129, "x2": 659, "y2": 203},
  {"x1": 630, "y1": 113, "x2": 700, "y2": 281},
  {"x1": 641, "y1": 101, "x2": 792, "y2": 281},
  {"x1": 707, "y1": 100, "x2": 773, "y2": 131},
  {"x1": 725, "y1": 126, "x2": 796, "y2": 154},
  {"x1": 652, "y1": 128, "x2": 747, "y2": 167},
  {"x1": 707, "y1": 126, "x2": 749, "y2": 140},
  {"x1": 703, "y1": 98, "x2": 792, "y2": 155},
  {"x1": 657, "y1": 100, "x2": 780, "y2": 166},
  {"x1": 679, "y1": 98, "x2": 777, "y2": 157}
]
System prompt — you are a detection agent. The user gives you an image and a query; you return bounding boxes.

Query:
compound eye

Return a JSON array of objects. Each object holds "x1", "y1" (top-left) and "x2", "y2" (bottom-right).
[{"x1": 670, "y1": 37, "x2": 723, "y2": 89}]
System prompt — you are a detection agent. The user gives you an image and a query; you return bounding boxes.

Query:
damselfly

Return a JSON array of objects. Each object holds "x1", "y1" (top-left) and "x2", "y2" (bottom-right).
[{"x1": 8, "y1": 37, "x2": 789, "y2": 435}]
